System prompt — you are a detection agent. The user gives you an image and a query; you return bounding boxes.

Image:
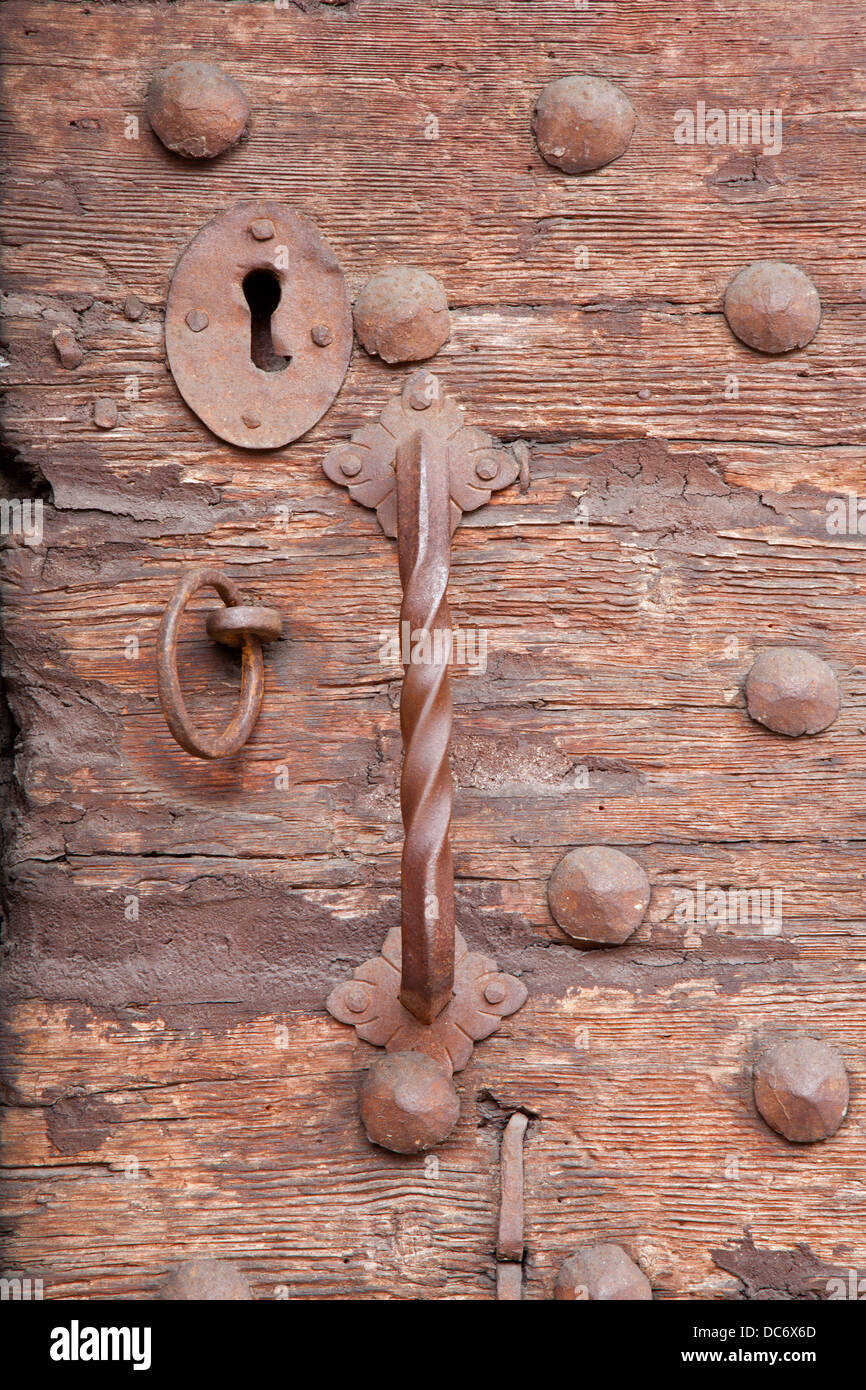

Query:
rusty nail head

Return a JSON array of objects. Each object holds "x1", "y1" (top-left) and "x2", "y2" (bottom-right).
[
  {"x1": 533, "y1": 75, "x2": 636, "y2": 174},
  {"x1": 160, "y1": 1258, "x2": 252, "y2": 1301},
  {"x1": 548, "y1": 845, "x2": 650, "y2": 947},
  {"x1": 353, "y1": 266, "x2": 450, "y2": 364},
  {"x1": 123, "y1": 294, "x2": 145, "y2": 321},
  {"x1": 249, "y1": 217, "x2": 275, "y2": 241},
  {"x1": 745, "y1": 647, "x2": 840, "y2": 737},
  {"x1": 724, "y1": 261, "x2": 821, "y2": 354},
  {"x1": 242, "y1": 412, "x2": 261, "y2": 430},
  {"x1": 405, "y1": 368, "x2": 440, "y2": 411},
  {"x1": 556, "y1": 1245, "x2": 652, "y2": 1300},
  {"x1": 146, "y1": 60, "x2": 249, "y2": 159},
  {"x1": 185, "y1": 309, "x2": 209, "y2": 332},
  {"x1": 53, "y1": 327, "x2": 83, "y2": 369},
  {"x1": 165, "y1": 202, "x2": 353, "y2": 449},
  {"x1": 475, "y1": 455, "x2": 500, "y2": 482},
  {"x1": 359, "y1": 1050, "x2": 459, "y2": 1153},
  {"x1": 345, "y1": 986, "x2": 369, "y2": 1015},
  {"x1": 336, "y1": 449, "x2": 363, "y2": 478},
  {"x1": 311, "y1": 324, "x2": 333, "y2": 346},
  {"x1": 484, "y1": 979, "x2": 507, "y2": 1005},
  {"x1": 753, "y1": 1037, "x2": 849, "y2": 1143},
  {"x1": 93, "y1": 398, "x2": 118, "y2": 429}
]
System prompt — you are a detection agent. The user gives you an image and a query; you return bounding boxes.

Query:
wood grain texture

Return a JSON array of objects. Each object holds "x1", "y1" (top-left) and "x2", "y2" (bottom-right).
[{"x1": 1, "y1": 0, "x2": 865, "y2": 1300}]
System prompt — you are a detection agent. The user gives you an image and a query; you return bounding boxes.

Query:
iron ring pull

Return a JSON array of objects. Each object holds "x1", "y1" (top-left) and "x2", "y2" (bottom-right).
[{"x1": 157, "y1": 567, "x2": 281, "y2": 759}]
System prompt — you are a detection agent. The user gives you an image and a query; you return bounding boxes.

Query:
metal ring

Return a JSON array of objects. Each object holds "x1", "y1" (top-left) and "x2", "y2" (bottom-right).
[{"x1": 157, "y1": 568, "x2": 270, "y2": 759}]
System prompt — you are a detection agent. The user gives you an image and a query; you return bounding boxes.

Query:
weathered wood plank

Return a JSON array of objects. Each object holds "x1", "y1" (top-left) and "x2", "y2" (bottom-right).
[{"x1": 2, "y1": 991, "x2": 864, "y2": 1299}]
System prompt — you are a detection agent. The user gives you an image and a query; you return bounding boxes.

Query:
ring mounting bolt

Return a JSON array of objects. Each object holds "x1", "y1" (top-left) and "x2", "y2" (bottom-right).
[{"x1": 248, "y1": 218, "x2": 275, "y2": 241}]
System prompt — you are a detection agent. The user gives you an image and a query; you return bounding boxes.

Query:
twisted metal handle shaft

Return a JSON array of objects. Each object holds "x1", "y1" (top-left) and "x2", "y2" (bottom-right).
[{"x1": 396, "y1": 429, "x2": 455, "y2": 1024}]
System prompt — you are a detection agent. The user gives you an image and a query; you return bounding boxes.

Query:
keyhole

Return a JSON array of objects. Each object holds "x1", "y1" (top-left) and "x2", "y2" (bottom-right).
[{"x1": 242, "y1": 269, "x2": 291, "y2": 372}]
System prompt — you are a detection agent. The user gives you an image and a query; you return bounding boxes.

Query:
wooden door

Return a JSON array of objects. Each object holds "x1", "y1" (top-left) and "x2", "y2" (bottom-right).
[{"x1": 1, "y1": 0, "x2": 864, "y2": 1300}]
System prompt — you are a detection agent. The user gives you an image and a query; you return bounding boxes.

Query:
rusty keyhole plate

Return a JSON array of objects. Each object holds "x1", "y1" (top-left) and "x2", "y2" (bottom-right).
[{"x1": 165, "y1": 201, "x2": 352, "y2": 449}]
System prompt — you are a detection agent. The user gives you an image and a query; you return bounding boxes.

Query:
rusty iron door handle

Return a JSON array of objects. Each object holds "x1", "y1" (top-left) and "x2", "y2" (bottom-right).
[{"x1": 324, "y1": 371, "x2": 529, "y2": 1150}]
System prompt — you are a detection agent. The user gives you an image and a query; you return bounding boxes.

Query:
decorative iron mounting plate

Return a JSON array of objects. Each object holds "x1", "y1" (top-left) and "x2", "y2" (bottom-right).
[
  {"x1": 323, "y1": 368, "x2": 519, "y2": 538},
  {"x1": 327, "y1": 927, "x2": 527, "y2": 1075},
  {"x1": 165, "y1": 201, "x2": 352, "y2": 449}
]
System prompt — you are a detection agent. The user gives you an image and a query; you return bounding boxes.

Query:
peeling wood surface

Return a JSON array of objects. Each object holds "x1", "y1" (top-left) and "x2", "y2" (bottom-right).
[{"x1": 1, "y1": 0, "x2": 865, "y2": 1300}]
